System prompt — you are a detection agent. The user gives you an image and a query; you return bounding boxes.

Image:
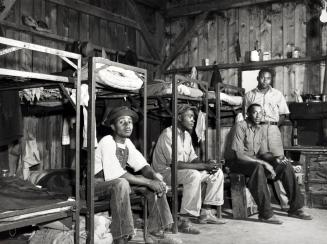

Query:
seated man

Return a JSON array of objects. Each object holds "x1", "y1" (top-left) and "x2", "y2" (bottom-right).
[
  {"x1": 94, "y1": 106, "x2": 182, "y2": 244},
  {"x1": 228, "y1": 103, "x2": 312, "y2": 224},
  {"x1": 152, "y1": 104, "x2": 226, "y2": 231}
]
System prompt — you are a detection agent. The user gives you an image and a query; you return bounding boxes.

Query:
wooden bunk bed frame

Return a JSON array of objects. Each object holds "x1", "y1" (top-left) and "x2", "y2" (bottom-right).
[
  {"x1": 0, "y1": 37, "x2": 81, "y2": 243},
  {"x1": 85, "y1": 57, "x2": 147, "y2": 244}
]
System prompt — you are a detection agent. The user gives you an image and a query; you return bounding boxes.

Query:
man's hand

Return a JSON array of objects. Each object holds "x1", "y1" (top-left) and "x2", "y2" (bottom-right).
[
  {"x1": 275, "y1": 156, "x2": 289, "y2": 167},
  {"x1": 264, "y1": 163, "x2": 276, "y2": 179},
  {"x1": 204, "y1": 160, "x2": 220, "y2": 174},
  {"x1": 148, "y1": 179, "x2": 167, "y2": 195}
]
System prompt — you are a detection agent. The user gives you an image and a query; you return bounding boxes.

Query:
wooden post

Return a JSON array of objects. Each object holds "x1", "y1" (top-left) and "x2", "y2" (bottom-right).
[{"x1": 230, "y1": 173, "x2": 248, "y2": 219}]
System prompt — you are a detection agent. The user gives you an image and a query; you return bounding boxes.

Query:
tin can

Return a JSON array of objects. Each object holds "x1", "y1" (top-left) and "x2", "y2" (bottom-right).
[{"x1": 202, "y1": 58, "x2": 209, "y2": 66}]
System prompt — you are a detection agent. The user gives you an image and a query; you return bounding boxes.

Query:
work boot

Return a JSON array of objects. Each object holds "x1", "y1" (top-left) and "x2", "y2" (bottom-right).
[
  {"x1": 259, "y1": 214, "x2": 283, "y2": 224},
  {"x1": 288, "y1": 208, "x2": 312, "y2": 220},
  {"x1": 198, "y1": 209, "x2": 227, "y2": 224}
]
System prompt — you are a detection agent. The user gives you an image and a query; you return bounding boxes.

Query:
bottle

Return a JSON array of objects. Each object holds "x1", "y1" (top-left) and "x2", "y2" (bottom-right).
[{"x1": 1, "y1": 169, "x2": 9, "y2": 177}]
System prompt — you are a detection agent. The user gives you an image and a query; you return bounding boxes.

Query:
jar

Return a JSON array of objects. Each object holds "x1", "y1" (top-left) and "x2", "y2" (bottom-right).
[
  {"x1": 293, "y1": 50, "x2": 300, "y2": 58},
  {"x1": 262, "y1": 51, "x2": 271, "y2": 61}
]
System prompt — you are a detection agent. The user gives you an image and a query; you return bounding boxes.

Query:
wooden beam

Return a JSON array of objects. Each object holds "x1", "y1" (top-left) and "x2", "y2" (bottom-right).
[
  {"x1": 0, "y1": 0, "x2": 17, "y2": 21},
  {"x1": 134, "y1": 0, "x2": 164, "y2": 10},
  {"x1": 166, "y1": 0, "x2": 298, "y2": 18},
  {"x1": 158, "y1": 12, "x2": 210, "y2": 76},
  {"x1": 47, "y1": 0, "x2": 140, "y2": 30},
  {"x1": 127, "y1": 0, "x2": 160, "y2": 60},
  {"x1": 0, "y1": 20, "x2": 160, "y2": 65}
]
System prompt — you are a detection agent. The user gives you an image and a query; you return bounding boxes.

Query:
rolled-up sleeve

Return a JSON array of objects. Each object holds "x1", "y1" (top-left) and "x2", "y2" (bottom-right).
[
  {"x1": 158, "y1": 130, "x2": 173, "y2": 165},
  {"x1": 126, "y1": 139, "x2": 149, "y2": 172},
  {"x1": 231, "y1": 124, "x2": 245, "y2": 153}
]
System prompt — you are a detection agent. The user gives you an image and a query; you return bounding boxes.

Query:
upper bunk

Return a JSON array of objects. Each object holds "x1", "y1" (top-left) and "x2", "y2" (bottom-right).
[
  {"x1": 0, "y1": 37, "x2": 81, "y2": 236},
  {"x1": 146, "y1": 72, "x2": 244, "y2": 121}
]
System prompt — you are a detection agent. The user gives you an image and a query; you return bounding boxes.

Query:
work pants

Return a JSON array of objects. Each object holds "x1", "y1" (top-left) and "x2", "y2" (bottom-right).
[
  {"x1": 163, "y1": 168, "x2": 224, "y2": 217},
  {"x1": 230, "y1": 160, "x2": 303, "y2": 219},
  {"x1": 94, "y1": 178, "x2": 173, "y2": 240}
]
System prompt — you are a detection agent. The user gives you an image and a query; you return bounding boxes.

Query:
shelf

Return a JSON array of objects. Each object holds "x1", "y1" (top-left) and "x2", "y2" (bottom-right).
[{"x1": 166, "y1": 55, "x2": 327, "y2": 74}]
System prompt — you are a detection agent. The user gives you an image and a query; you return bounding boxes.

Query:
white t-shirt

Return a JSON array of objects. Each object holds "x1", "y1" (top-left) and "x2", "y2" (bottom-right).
[{"x1": 95, "y1": 135, "x2": 149, "y2": 181}]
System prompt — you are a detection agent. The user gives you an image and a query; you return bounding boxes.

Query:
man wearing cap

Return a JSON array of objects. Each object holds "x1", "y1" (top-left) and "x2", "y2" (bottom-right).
[
  {"x1": 95, "y1": 106, "x2": 181, "y2": 244},
  {"x1": 243, "y1": 67, "x2": 290, "y2": 210},
  {"x1": 152, "y1": 104, "x2": 226, "y2": 230}
]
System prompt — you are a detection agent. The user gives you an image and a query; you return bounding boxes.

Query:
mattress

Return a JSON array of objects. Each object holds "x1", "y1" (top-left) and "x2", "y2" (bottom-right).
[
  {"x1": 208, "y1": 91, "x2": 243, "y2": 106},
  {"x1": 81, "y1": 63, "x2": 144, "y2": 91},
  {"x1": 147, "y1": 80, "x2": 204, "y2": 98}
]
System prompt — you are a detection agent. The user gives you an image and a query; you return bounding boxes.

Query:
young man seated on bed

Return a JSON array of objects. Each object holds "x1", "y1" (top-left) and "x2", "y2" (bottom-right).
[
  {"x1": 94, "y1": 106, "x2": 182, "y2": 244},
  {"x1": 228, "y1": 103, "x2": 312, "y2": 224},
  {"x1": 152, "y1": 104, "x2": 227, "y2": 232}
]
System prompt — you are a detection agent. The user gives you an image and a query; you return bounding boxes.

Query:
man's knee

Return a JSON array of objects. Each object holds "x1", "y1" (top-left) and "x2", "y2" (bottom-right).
[
  {"x1": 182, "y1": 169, "x2": 202, "y2": 185},
  {"x1": 253, "y1": 163, "x2": 266, "y2": 176},
  {"x1": 113, "y1": 178, "x2": 131, "y2": 193}
]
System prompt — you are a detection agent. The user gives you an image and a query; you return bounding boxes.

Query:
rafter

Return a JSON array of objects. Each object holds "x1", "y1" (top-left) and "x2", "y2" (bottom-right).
[{"x1": 165, "y1": 0, "x2": 298, "y2": 18}]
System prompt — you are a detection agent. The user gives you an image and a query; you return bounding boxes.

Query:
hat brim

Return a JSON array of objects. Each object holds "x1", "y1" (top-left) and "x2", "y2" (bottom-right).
[{"x1": 109, "y1": 109, "x2": 139, "y2": 125}]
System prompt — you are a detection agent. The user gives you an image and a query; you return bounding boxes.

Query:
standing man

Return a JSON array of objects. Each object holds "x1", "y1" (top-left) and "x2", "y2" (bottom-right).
[
  {"x1": 243, "y1": 67, "x2": 289, "y2": 209},
  {"x1": 95, "y1": 106, "x2": 181, "y2": 244},
  {"x1": 152, "y1": 104, "x2": 226, "y2": 231},
  {"x1": 229, "y1": 103, "x2": 312, "y2": 224}
]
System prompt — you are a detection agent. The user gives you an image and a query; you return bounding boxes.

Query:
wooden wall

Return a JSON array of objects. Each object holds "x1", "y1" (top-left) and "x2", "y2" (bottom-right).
[
  {"x1": 165, "y1": 1, "x2": 326, "y2": 97},
  {"x1": 164, "y1": 0, "x2": 327, "y2": 154},
  {"x1": 1, "y1": 0, "x2": 160, "y2": 75},
  {"x1": 0, "y1": 0, "x2": 161, "y2": 170}
]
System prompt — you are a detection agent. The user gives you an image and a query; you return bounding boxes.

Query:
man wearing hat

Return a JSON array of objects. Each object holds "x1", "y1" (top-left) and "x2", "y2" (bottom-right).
[
  {"x1": 94, "y1": 106, "x2": 181, "y2": 244},
  {"x1": 152, "y1": 104, "x2": 226, "y2": 231}
]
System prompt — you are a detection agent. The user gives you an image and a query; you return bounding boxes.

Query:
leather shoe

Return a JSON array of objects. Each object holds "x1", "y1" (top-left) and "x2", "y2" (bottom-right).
[
  {"x1": 288, "y1": 209, "x2": 312, "y2": 220},
  {"x1": 259, "y1": 215, "x2": 283, "y2": 225},
  {"x1": 178, "y1": 219, "x2": 200, "y2": 234}
]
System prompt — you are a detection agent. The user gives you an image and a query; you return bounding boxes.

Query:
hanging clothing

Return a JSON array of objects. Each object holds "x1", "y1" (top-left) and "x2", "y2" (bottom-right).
[
  {"x1": 0, "y1": 90, "x2": 23, "y2": 146},
  {"x1": 195, "y1": 110, "x2": 206, "y2": 142}
]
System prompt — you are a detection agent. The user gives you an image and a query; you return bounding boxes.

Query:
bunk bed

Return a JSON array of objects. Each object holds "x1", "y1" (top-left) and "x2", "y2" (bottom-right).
[
  {"x1": 146, "y1": 72, "x2": 244, "y2": 233},
  {"x1": 146, "y1": 74, "x2": 209, "y2": 233},
  {"x1": 0, "y1": 37, "x2": 81, "y2": 243},
  {"x1": 84, "y1": 57, "x2": 147, "y2": 244}
]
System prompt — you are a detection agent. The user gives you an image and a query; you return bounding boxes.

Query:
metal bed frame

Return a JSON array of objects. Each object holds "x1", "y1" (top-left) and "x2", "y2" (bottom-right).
[
  {"x1": 85, "y1": 57, "x2": 147, "y2": 244},
  {"x1": 0, "y1": 36, "x2": 81, "y2": 243}
]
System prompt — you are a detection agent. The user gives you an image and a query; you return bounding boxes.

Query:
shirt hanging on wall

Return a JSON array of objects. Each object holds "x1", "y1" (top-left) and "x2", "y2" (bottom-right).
[{"x1": 0, "y1": 90, "x2": 23, "y2": 146}]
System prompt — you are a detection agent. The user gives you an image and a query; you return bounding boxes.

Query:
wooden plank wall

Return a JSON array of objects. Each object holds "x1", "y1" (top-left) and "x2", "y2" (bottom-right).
[
  {"x1": 165, "y1": 0, "x2": 325, "y2": 155},
  {"x1": 0, "y1": 0, "x2": 159, "y2": 169}
]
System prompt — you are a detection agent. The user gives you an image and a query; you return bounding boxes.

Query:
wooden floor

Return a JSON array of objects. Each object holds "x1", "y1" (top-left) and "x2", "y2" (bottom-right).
[{"x1": 131, "y1": 205, "x2": 327, "y2": 244}]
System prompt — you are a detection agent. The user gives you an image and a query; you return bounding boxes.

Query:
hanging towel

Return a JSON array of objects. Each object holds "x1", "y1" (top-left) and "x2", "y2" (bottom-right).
[
  {"x1": 195, "y1": 110, "x2": 206, "y2": 142},
  {"x1": 70, "y1": 84, "x2": 98, "y2": 148},
  {"x1": 62, "y1": 117, "x2": 70, "y2": 145},
  {"x1": 21, "y1": 139, "x2": 41, "y2": 180}
]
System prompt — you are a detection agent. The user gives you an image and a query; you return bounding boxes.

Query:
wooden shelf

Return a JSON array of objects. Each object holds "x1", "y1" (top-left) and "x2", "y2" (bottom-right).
[{"x1": 166, "y1": 55, "x2": 327, "y2": 74}]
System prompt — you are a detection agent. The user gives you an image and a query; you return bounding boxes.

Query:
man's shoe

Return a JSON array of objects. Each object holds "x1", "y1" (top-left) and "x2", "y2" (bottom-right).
[
  {"x1": 158, "y1": 236, "x2": 183, "y2": 244},
  {"x1": 178, "y1": 219, "x2": 200, "y2": 234},
  {"x1": 259, "y1": 215, "x2": 283, "y2": 225},
  {"x1": 288, "y1": 208, "x2": 312, "y2": 220},
  {"x1": 199, "y1": 209, "x2": 227, "y2": 224}
]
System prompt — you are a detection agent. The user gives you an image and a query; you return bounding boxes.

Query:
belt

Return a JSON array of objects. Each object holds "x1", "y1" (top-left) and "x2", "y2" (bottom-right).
[{"x1": 261, "y1": 121, "x2": 278, "y2": 125}]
